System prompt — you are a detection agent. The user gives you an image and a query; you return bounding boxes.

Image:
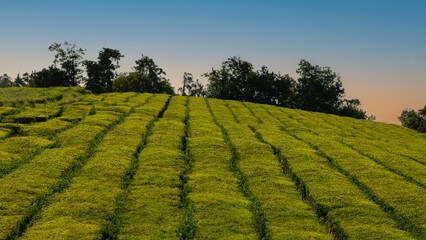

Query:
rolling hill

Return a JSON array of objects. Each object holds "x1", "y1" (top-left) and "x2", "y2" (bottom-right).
[{"x1": 0, "y1": 87, "x2": 424, "y2": 240}]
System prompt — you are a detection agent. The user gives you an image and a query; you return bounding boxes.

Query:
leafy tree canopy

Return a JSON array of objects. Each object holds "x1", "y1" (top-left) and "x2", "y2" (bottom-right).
[
  {"x1": 27, "y1": 67, "x2": 68, "y2": 88},
  {"x1": 0, "y1": 74, "x2": 13, "y2": 88},
  {"x1": 84, "y1": 48, "x2": 123, "y2": 94},
  {"x1": 131, "y1": 55, "x2": 174, "y2": 94},
  {"x1": 178, "y1": 72, "x2": 205, "y2": 97},
  {"x1": 49, "y1": 41, "x2": 86, "y2": 86},
  {"x1": 295, "y1": 59, "x2": 345, "y2": 114},
  {"x1": 203, "y1": 57, "x2": 295, "y2": 107},
  {"x1": 112, "y1": 72, "x2": 174, "y2": 95},
  {"x1": 398, "y1": 106, "x2": 426, "y2": 133}
]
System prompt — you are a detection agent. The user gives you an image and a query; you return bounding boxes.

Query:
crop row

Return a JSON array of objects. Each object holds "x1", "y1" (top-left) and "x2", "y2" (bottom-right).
[
  {"x1": 249, "y1": 102, "x2": 425, "y2": 239},
  {"x1": 208, "y1": 98, "x2": 333, "y2": 239},
  {"x1": 116, "y1": 96, "x2": 185, "y2": 239},
  {"x1": 222, "y1": 100, "x2": 415, "y2": 239},
  {"x1": 0, "y1": 87, "x2": 92, "y2": 139},
  {"x1": 257, "y1": 104, "x2": 425, "y2": 237},
  {"x1": 0, "y1": 93, "x2": 154, "y2": 239},
  {"x1": 311, "y1": 111, "x2": 425, "y2": 164},
  {"x1": 280, "y1": 108, "x2": 426, "y2": 188},
  {"x1": 0, "y1": 93, "x2": 139, "y2": 180},
  {"x1": 18, "y1": 94, "x2": 169, "y2": 240},
  {"x1": 186, "y1": 97, "x2": 256, "y2": 239}
]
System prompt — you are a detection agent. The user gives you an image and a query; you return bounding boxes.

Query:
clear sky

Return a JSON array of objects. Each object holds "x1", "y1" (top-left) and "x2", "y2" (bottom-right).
[{"x1": 1, "y1": 0, "x2": 425, "y2": 124}]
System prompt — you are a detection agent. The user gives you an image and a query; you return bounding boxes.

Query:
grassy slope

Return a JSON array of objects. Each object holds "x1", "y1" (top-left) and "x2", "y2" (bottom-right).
[{"x1": 0, "y1": 88, "x2": 424, "y2": 240}]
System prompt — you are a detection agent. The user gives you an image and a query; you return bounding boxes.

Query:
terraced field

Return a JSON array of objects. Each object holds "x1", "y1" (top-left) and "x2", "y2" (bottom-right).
[{"x1": 0, "y1": 87, "x2": 424, "y2": 240}]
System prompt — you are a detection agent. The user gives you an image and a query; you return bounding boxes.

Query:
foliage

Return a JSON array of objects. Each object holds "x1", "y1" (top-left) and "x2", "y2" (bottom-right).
[
  {"x1": 178, "y1": 72, "x2": 205, "y2": 97},
  {"x1": 242, "y1": 102, "x2": 424, "y2": 239},
  {"x1": 295, "y1": 59, "x2": 344, "y2": 114},
  {"x1": 13, "y1": 73, "x2": 28, "y2": 87},
  {"x1": 255, "y1": 66, "x2": 295, "y2": 107},
  {"x1": 204, "y1": 57, "x2": 296, "y2": 107},
  {"x1": 0, "y1": 74, "x2": 13, "y2": 88},
  {"x1": 204, "y1": 56, "x2": 256, "y2": 101},
  {"x1": 49, "y1": 41, "x2": 86, "y2": 86},
  {"x1": 0, "y1": 74, "x2": 28, "y2": 88},
  {"x1": 84, "y1": 48, "x2": 123, "y2": 93},
  {"x1": 398, "y1": 106, "x2": 426, "y2": 133},
  {"x1": 337, "y1": 98, "x2": 368, "y2": 119},
  {"x1": 0, "y1": 88, "x2": 424, "y2": 239},
  {"x1": 133, "y1": 54, "x2": 175, "y2": 94},
  {"x1": 112, "y1": 72, "x2": 175, "y2": 94},
  {"x1": 27, "y1": 66, "x2": 70, "y2": 87}
]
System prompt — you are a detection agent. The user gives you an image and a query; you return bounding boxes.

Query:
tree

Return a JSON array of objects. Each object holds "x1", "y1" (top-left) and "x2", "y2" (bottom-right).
[
  {"x1": 84, "y1": 48, "x2": 123, "y2": 93},
  {"x1": 204, "y1": 56, "x2": 256, "y2": 101},
  {"x1": 0, "y1": 74, "x2": 13, "y2": 88},
  {"x1": 204, "y1": 57, "x2": 295, "y2": 107},
  {"x1": 398, "y1": 106, "x2": 426, "y2": 133},
  {"x1": 13, "y1": 73, "x2": 28, "y2": 87},
  {"x1": 254, "y1": 66, "x2": 295, "y2": 107},
  {"x1": 49, "y1": 41, "x2": 86, "y2": 86},
  {"x1": 337, "y1": 99, "x2": 368, "y2": 119},
  {"x1": 27, "y1": 67, "x2": 68, "y2": 87},
  {"x1": 133, "y1": 54, "x2": 174, "y2": 93},
  {"x1": 178, "y1": 72, "x2": 205, "y2": 97},
  {"x1": 295, "y1": 59, "x2": 345, "y2": 114},
  {"x1": 112, "y1": 72, "x2": 174, "y2": 94},
  {"x1": 275, "y1": 73, "x2": 296, "y2": 107}
]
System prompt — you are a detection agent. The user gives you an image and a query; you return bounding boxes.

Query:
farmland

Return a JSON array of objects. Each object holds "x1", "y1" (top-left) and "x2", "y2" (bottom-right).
[{"x1": 0, "y1": 87, "x2": 424, "y2": 240}]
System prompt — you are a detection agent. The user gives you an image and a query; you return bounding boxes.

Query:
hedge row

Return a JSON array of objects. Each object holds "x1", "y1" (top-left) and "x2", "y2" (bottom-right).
[{"x1": 227, "y1": 100, "x2": 414, "y2": 240}]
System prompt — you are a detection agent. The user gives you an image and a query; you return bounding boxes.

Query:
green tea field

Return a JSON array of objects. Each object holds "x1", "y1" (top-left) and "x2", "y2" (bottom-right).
[{"x1": 0, "y1": 87, "x2": 424, "y2": 240}]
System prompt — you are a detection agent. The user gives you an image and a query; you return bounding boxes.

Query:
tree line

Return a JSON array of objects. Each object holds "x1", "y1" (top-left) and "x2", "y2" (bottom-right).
[
  {"x1": 0, "y1": 41, "x2": 381, "y2": 121},
  {"x1": 398, "y1": 106, "x2": 426, "y2": 133}
]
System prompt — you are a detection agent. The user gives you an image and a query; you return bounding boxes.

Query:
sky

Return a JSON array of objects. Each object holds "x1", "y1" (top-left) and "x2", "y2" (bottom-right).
[{"x1": 1, "y1": 0, "x2": 425, "y2": 124}]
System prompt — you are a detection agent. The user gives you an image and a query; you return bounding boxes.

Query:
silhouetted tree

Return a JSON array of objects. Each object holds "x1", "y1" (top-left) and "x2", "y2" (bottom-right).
[
  {"x1": 337, "y1": 99, "x2": 368, "y2": 119},
  {"x1": 133, "y1": 54, "x2": 174, "y2": 93},
  {"x1": 399, "y1": 106, "x2": 426, "y2": 133},
  {"x1": 0, "y1": 74, "x2": 13, "y2": 88},
  {"x1": 179, "y1": 72, "x2": 205, "y2": 97},
  {"x1": 112, "y1": 72, "x2": 174, "y2": 94},
  {"x1": 84, "y1": 48, "x2": 123, "y2": 93},
  {"x1": 49, "y1": 41, "x2": 86, "y2": 86},
  {"x1": 132, "y1": 54, "x2": 175, "y2": 94},
  {"x1": 254, "y1": 66, "x2": 295, "y2": 107},
  {"x1": 204, "y1": 56, "x2": 256, "y2": 101},
  {"x1": 204, "y1": 57, "x2": 295, "y2": 107},
  {"x1": 27, "y1": 67, "x2": 68, "y2": 87},
  {"x1": 295, "y1": 59, "x2": 345, "y2": 114},
  {"x1": 13, "y1": 73, "x2": 28, "y2": 87}
]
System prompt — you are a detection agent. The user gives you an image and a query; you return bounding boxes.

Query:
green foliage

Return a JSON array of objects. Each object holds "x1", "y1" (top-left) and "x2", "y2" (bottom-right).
[
  {"x1": 112, "y1": 72, "x2": 175, "y2": 94},
  {"x1": 0, "y1": 94, "x2": 153, "y2": 240},
  {"x1": 0, "y1": 74, "x2": 13, "y2": 88},
  {"x1": 178, "y1": 72, "x2": 205, "y2": 97},
  {"x1": 239, "y1": 103, "x2": 417, "y2": 239},
  {"x1": 84, "y1": 48, "x2": 123, "y2": 93},
  {"x1": 205, "y1": 98, "x2": 272, "y2": 240},
  {"x1": 211, "y1": 99, "x2": 332, "y2": 239},
  {"x1": 203, "y1": 56, "x2": 298, "y2": 108},
  {"x1": 399, "y1": 106, "x2": 426, "y2": 133},
  {"x1": 5, "y1": 104, "x2": 63, "y2": 124},
  {"x1": 48, "y1": 41, "x2": 86, "y2": 86},
  {"x1": 187, "y1": 97, "x2": 257, "y2": 239},
  {"x1": 295, "y1": 59, "x2": 344, "y2": 114},
  {"x1": 0, "y1": 88, "x2": 424, "y2": 240},
  {"x1": 26, "y1": 66, "x2": 72, "y2": 87}
]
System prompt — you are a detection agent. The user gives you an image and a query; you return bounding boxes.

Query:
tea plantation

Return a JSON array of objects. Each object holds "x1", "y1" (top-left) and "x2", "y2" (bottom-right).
[{"x1": 0, "y1": 87, "x2": 424, "y2": 239}]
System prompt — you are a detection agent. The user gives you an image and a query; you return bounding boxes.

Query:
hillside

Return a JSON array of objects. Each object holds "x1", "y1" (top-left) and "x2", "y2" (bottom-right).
[{"x1": 0, "y1": 87, "x2": 425, "y2": 240}]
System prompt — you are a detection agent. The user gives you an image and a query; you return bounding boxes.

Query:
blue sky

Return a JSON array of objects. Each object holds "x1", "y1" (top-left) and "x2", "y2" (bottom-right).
[{"x1": 1, "y1": 0, "x2": 425, "y2": 123}]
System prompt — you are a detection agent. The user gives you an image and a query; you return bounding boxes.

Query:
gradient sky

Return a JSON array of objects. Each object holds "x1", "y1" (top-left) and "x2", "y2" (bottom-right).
[{"x1": 1, "y1": 0, "x2": 425, "y2": 124}]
